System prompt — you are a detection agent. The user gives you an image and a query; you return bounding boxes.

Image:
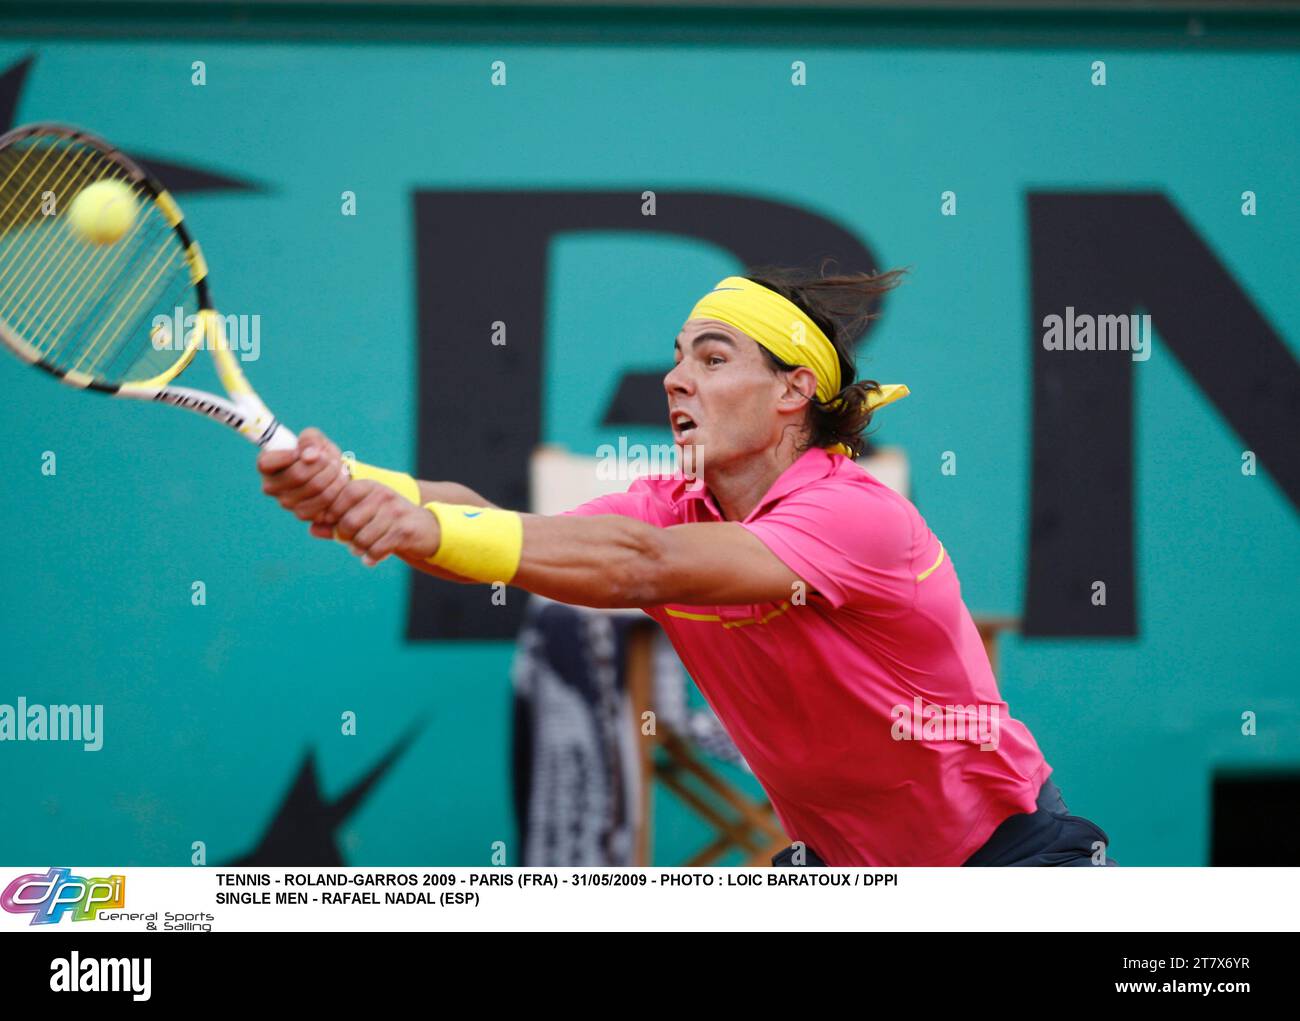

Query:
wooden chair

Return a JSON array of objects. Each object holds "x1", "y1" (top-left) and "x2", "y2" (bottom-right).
[
  {"x1": 974, "y1": 616, "x2": 1020, "y2": 676},
  {"x1": 622, "y1": 621, "x2": 789, "y2": 866}
]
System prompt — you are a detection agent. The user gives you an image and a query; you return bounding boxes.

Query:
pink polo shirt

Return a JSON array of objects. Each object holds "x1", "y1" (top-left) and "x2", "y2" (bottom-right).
[{"x1": 562, "y1": 446, "x2": 1051, "y2": 866}]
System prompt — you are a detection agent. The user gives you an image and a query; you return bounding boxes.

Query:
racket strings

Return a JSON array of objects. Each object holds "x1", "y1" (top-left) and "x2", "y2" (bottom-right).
[
  {"x1": 74, "y1": 237, "x2": 187, "y2": 376},
  {"x1": 0, "y1": 140, "x2": 116, "y2": 280},
  {"x1": 0, "y1": 133, "x2": 198, "y2": 386},
  {"x1": 5, "y1": 163, "x2": 138, "y2": 335},
  {"x1": 32, "y1": 203, "x2": 157, "y2": 352},
  {"x1": 99, "y1": 266, "x2": 194, "y2": 382},
  {"x1": 0, "y1": 142, "x2": 97, "y2": 297},
  {"x1": 2, "y1": 148, "x2": 134, "y2": 303}
]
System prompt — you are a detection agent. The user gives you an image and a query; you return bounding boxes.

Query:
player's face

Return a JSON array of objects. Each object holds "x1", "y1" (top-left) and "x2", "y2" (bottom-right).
[{"x1": 665, "y1": 319, "x2": 789, "y2": 468}]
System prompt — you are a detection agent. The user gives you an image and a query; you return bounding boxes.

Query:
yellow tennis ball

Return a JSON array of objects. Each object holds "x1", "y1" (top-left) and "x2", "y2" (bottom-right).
[{"x1": 68, "y1": 179, "x2": 137, "y2": 245}]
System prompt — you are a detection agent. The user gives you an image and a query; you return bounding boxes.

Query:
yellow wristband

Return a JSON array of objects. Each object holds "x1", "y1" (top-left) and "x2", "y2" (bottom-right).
[
  {"x1": 345, "y1": 458, "x2": 421, "y2": 504},
  {"x1": 424, "y1": 502, "x2": 523, "y2": 584}
]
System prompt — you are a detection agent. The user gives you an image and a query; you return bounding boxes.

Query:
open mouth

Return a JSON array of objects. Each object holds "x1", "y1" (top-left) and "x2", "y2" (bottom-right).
[{"x1": 671, "y1": 411, "x2": 697, "y2": 439}]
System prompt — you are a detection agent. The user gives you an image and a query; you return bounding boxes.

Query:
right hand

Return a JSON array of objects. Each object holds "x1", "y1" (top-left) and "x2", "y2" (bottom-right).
[{"x1": 256, "y1": 426, "x2": 351, "y2": 523}]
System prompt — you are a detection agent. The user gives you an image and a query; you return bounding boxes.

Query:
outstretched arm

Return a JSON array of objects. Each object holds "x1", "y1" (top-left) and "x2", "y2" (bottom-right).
[
  {"x1": 255, "y1": 427, "x2": 801, "y2": 608},
  {"x1": 321, "y1": 481, "x2": 801, "y2": 609},
  {"x1": 511, "y1": 516, "x2": 799, "y2": 608}
]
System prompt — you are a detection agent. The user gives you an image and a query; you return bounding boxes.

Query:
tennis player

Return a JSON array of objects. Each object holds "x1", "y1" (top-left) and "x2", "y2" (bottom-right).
[{"x1": 257, "y1": 266, "x2": 1115, "y2": 867}]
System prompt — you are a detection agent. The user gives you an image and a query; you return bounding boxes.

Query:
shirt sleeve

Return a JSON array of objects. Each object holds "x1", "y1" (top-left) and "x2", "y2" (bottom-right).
[
  {"x1": 558, "y1": 476, "x2": 660, "y2": 524},
  {"x1": 740, "y1": 481, "x2": 917, "y2": 611}
]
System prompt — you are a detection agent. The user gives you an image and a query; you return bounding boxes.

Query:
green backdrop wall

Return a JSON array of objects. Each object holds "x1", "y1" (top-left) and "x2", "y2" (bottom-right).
[{"x1": 0, "y1": 10, "x2": 1297, "y2": 866}]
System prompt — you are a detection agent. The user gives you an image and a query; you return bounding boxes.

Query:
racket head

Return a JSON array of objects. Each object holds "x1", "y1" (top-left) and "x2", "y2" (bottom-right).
[{"x1": 0, "y1": 122, "x2": 210, "y2": 393}]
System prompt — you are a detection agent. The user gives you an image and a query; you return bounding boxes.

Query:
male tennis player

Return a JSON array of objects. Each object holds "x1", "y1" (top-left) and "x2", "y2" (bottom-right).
[{"x1": 257, "y1": 267, "x2": 1115, "y2": 867}]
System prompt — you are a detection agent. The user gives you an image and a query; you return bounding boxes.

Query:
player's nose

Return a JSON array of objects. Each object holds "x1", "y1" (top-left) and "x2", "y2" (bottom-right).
[{"x1": 663, "y1": 361, "x2": 693, "y2": 395}]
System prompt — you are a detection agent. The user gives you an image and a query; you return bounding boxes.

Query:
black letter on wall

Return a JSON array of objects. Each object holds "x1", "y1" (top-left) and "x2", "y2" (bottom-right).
[{"x1": 1027, "y1": 192, "x2": 1299, "y2": 637}]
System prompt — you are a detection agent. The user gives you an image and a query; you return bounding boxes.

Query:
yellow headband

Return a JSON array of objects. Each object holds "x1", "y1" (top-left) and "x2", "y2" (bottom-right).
[{"x1": 689, "y1": 275, "x2": 842, "y2": 401}]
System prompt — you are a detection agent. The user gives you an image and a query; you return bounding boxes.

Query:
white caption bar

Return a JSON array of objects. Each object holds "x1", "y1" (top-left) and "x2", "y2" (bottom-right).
[{"x1": 1, "y1": 867, "x2": 1294, "y2": 932}]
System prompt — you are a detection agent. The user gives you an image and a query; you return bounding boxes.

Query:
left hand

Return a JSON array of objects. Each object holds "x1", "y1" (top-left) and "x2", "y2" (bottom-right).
[{"x1": 312, "y1": 480, "x2": 441, "y2": 566}]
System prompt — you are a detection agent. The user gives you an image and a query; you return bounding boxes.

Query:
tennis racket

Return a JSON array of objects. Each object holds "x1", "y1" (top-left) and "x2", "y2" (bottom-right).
[{"x1": 0, "y1": 122, "x2": 295, "y2": 451}]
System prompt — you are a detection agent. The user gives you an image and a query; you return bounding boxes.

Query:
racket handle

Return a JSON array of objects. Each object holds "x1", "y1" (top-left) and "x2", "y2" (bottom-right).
[{"x1": 262, "y1": 422, "x2": 298, "y2": 451}]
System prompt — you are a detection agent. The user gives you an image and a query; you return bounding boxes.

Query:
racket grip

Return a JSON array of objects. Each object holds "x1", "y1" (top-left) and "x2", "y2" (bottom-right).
[{"x1": 262, "y1": 423, "x2": 298, "y2": 451}]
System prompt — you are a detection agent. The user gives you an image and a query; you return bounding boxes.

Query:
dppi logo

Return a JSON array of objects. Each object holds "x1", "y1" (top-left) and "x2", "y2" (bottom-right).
[{"x1": 1, "y1": 867, "x2": 125, "y2": 924}]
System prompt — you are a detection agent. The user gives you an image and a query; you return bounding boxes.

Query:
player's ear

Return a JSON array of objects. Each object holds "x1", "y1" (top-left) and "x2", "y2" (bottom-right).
[{"x1": 777, "y1": 366, "x2": 818, "y2": 411}]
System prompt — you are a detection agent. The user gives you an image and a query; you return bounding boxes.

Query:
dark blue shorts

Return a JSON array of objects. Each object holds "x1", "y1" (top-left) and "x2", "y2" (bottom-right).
[
  {"x1": 962, "y1": 777, "x2": 1117, "y2": 866},
  {"x1": 771, "y1": 778, "x2": 1118, "y2": 867}
]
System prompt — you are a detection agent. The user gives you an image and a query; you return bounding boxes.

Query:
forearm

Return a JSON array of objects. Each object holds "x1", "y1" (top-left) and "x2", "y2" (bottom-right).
[
  {"x1": 511, "y1": 514, "x2": 662, "y2": 608},
  {"x1": 397, "y1": 511, "x2": 660, "y2": 606},
  {"x1": 344, "y1": 493, "x2": 797, "y2": 607},
  {"x1": 345, "y1": 459, "x2": 496, "y2": 509},
  {"x1": 415, "y1": 480, "x2": 498, "y2": 509}
]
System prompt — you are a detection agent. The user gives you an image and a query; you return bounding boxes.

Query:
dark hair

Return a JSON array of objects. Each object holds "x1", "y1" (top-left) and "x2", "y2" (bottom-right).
[{"x1": 745, "y1": 260, "x2": 907, "y2": 459}]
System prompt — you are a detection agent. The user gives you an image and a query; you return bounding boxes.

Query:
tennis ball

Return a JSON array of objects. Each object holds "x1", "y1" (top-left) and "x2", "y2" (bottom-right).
[{"x1": 68, "y1": 179, "x2": 138, "y2": 245}]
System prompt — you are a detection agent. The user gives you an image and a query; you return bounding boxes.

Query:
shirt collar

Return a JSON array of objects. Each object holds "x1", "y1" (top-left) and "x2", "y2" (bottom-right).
[{"x1": 674, "y1": 446, "x2": 839, "y2": 522}]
